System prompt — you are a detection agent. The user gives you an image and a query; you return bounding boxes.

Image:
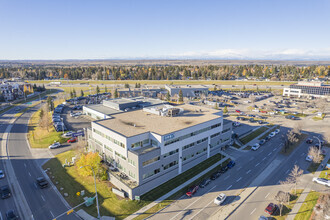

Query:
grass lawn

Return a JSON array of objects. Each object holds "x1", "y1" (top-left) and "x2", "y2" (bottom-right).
[
  {"x1": 244, "y1": 145, "x2": 252, "y2": 150},
  {"x1": 258, "y1": 125, "x2": 280, "y2": 140},
  {"x1": 318, "y1": 159, "x2": 330, "y2": 180},
  {"x1": 280, "y1": 133, "x2": 308, "y2": 156},
  {"x1": 294, "y1": 191, "x2": 320, "y2": 220},
  {"x1": 275, "y1": 189, "x2": 303, "y2": 220},
  {"x1": 232, "y1": 142, "x2": 241, "y2": 149},
  {"x1": 28, "y1": 108, "x2": 69, "y2": 148},
  {"x1": 43, "y1": 151, "x2": 228, "y2": 219},
  {"x1": 239, "y1": 126, "x2": 268, "y2": 145}
]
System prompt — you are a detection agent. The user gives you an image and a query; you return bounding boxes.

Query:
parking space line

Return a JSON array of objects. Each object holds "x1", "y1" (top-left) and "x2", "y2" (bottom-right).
[
  {"x1": 28, "y1": 172, "x2": 31, "y2": 177},
  {"x1": 255, "y1": 163, "x2": 260, "y2": 167},
  {"x1": 24, "y1": 163, "x2": 27, "y2": 168},
  {"x1": 224, "y1": 176, "x2": 230, "y2": 180},
  {"x1": 246, "y1": 170, "x2": 251, "y2": 174},
  {"x1": 226, "y1": 185, "x2": 232, "y2": 190},
  {"x1": 265, "y1": 193, "x2": 270, "y2": 198},
  {"x1": 268, "y1": 152, "x2": 272, "y2": 156},
  {"x1": 236, "y1": 177, "x2": 242, "y2": 182},
  {"x1": 41, "y1": 195, "x2": 45, "y2": 202},
  {"x1": 250, "y1": 208, "x2": 256, "y2": 215},
  {"x1": 50, "y1": 211, "x2": 54, "y2": 218},
  {"x1": 262, "y1": 157, "x2": 266, "y2": 161},
  {"x1": 273, "y1": 148, "x2": 276, "y2": 152},
  {"x1": 237, "y1": 166, "x2": 242, "y2": 171}
]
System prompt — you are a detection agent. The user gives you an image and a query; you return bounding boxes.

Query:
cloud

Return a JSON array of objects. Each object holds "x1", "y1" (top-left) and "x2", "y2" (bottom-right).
[{"x1": 169, "y1": 48, "x2": 330, "y2": 60}]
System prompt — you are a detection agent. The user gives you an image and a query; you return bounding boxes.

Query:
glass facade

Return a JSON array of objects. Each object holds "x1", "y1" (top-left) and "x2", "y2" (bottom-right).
[{"x1": 290, "y1": 85, "x2": 330, "y2": 96}]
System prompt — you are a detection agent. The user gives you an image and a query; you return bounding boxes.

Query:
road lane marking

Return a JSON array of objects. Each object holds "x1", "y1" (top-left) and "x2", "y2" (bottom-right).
[
  {"x1": 246, "y1": 170, "x2": 251, "y2": 174},
  {"x1": 262, "y1": 157, "x2": 267, "y2": 161},
  {"x1": 226, "y1": 185, "x2": 232, "y2": 190},
  {"x1": 224, "y1": 176, "x2": 230, "y2": 180},
  {"x1": 273, "y1": 148, "x2": 276, "y2": 152},
  {"x1": 237, "y1": 166, "x2": 242, "y2": 171},
  {"x1": 24, "y1": 163, "x2": 27, "y2": 168},
  {"x1": 28, "y1": 172, "x2": 31, "y2": 177},
  {"x1": 0, "y1": 211, "x2": 3, "y2": 220},
  {"x1": 255, "y1": 163, "x2": 260, "y2": 167},
  {"x1": 250, "y1": 208, "x2": 256, "y2": 215},
  {"x1": 49, "y1": 211, "x2": 54, "y2": 218},
  {"x1": 268, "y1": 152, "x2": 272, "y2": 156},
  {"x1": 34, "y1": 183, "x2": 38, "y2": 189},
  {"x1": 236, "y1": 177, "x2": 242, "y2": 182},
  {"x1": 169, "y1": 185, "x2": 216, "y2": 220},
  {"x1": 265, "y1": 193, "x2": 270, "y2": 198},
  {"x1": 41, "y1": 195, "x2": 45, "y2": 202},
  {"x1": 286, "y1": 169, "x2": 290, "y2": 174}
]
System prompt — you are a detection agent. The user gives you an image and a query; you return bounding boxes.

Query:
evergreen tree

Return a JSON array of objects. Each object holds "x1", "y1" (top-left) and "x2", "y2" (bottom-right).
[
  {"x1": 166, "y1": 91, "x2": 171, "y2": 101},
  {"x1": 104, "y1": 86, "x2": 107, "y2": 93},
  {"x1": 80, "y1": 90, "x2": 84, "y2": 97},
  {"x1": 223, "y1": 106, "x2": 228, "y2": 114},
  {"x1": 114, "y1": 89, "x2": 119, "y2": 98},
  {"x1": 70, "y1": 91, "x2": 74, "y2": 99},
  {"x1": 72, "y1": 89, "x2": 76, "y2": 97},
  {"x1": 96, "y1": 85, "x2": 100, "y2": 94},
  {"x1": 178, "y1": 89, "x2": 183, "y2": 102},
  {"x1": 214, "y1": 103, "x2": 219, "y2": 110}
]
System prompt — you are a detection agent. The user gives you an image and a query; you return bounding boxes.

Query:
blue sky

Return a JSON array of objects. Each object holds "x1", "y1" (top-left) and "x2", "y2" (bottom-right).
[{"x1": 1, "y1": 0, "x2": 330, "y2": 60}]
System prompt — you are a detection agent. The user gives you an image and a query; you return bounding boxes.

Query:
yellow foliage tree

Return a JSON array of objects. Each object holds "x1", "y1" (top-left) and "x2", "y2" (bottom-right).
[{"x1": 76, "y1": 152, "x2": 101, "y2": 177}]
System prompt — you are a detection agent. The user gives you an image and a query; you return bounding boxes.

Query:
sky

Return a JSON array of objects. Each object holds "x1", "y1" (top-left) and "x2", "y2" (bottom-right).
[{"x1": 0, "y1": 0, "x2": 330, "y2": 60}]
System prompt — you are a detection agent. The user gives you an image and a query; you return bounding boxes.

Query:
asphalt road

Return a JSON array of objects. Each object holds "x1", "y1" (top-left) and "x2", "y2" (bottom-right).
[{"x1": 0, "y1": 101, "x2": 79, "y2": 220}]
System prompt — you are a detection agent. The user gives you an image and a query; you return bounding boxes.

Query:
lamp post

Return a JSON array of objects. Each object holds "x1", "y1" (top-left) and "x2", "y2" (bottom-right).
[
  {"x1": 80, "y1": 165, "x2": 100, "y2": 219},
  {"x1": 313, "y1": 136, "x2": 322, "y2": 157},
  {"x1": 61, "y1": 118, "x2": 64, "y2": 134}
]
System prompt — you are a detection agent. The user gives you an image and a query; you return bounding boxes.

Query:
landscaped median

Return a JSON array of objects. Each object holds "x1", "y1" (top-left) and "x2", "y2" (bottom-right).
[
  {"x1": 239, "y1": 126, "x2": 268, "y2": 145},
  {"x1": 274, "y1": 189, "x2": 303, "y2": 220},
  {"x1": 42, "y1": 150, "x2": 228, "y2": 219},
  {"x1": 318, "y1": 159, "x2": 330, "y2": 179}
]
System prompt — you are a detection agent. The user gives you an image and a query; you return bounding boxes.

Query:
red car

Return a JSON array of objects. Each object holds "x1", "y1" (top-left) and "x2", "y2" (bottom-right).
[
  {"x1": 186, "y1": 185, "x2": 199, "y2": 197},
  {"x1": 67, "y1": 137, "x2": 77, "y2": 143},
  {"x1": 235, "y1": 110, "x2": 241, "y2": 113},
  {"x1": 260, "y1": 110, "x2": 268, "y2": 114},
  {"x1": 265, "y1": 203, "x2": 278, "y2": 215}
]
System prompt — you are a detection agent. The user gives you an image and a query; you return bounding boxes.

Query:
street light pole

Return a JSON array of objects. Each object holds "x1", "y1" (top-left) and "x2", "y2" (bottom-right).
[
  {"x1": 61, "y1": 118, "x2": 64, "y2": 134},
  {"x1": 313, "y1": 136, "x2": 322, "y2": 157},
  {"x1": 80, "y1": 165, "x2": 100, "y2": 219}
]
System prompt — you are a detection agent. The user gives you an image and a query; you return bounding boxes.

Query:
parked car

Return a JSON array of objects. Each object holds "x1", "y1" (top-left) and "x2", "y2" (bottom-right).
[
  {"x1": 220, "y1": 166, "x2": 228, "y2": 173},
  {"x1": 63, "y1": 131, "x2": 74, "y2": 137},
  {"x1": 227, "y1": 160, "x2": 235, "y2": 168},
  {"x1": 312, "y1": 177, "x2": 330, "y2": 187},
  {"x1": 14, "y1": 107, "x2": 21, "y2": 112},
  {"x1": 269, "y1": 132, "x2": 276, "y2": 137},
  {"x1": 214, "y1": 193, "x2": 227, "y2": 205},
  {"x1": 49, "y1": 142, "x2": 61, "y2": 149},
  {"x1": 265, "y1": 136, "x2": 270, "y2": 142},
  {"x1": 235, "y1": 110, "x2": 241, "y2": 113},
  {"x1": 306, "y1": 155, "x2": 313, "y2": 162},
  {"x1": 274, "y1": 129, "x2": 280, "y2": 134},
  {"x1": 70, "y1": 112, "x2": 76, "y2": 117},
  {"x1": 0, "y1": 185, "x2": 11, "y2": 199},
  {"x1": 264, "y1": 203, "x2": 278, "y2": 215},
  {"x1": 306, "y1": 138, "x2": 313, "y2": 144},
  {"x1": 199, "y1": 179, "x2": 211, "y2": 188},
  {"x1": 249, "y1": 118, "x2": 255, "y2": 122},
  {"x1": 36, "y1": 177, "x2": 48, "y2": 189},
  {"x1": 259, "y1": 139, "x2": 266, "y2": 145},
  {"x1": 251, "y1": 143, "x2": 260, "y2": 151},
  {"x1": 258, "y1": 216, "x2": 268, "y2": 220},
  {"x1": 5, "y1": 210, "x2": 18, "y2": 220},
  {"x1": 0, "y1": 170, "x2": 4, "y2": 179},
  {"x1": 186, "y1": 185, "x2": 199, "y2": 197},
  {"x1": 67, "y1": 137, "x2": 78, "y2": 143},
  {"x1": 210, "y1": 172, "x2": 221, "y2": 180},
  {"x1": 258, "y1": 120, "x2": 264, "y2": 124}
]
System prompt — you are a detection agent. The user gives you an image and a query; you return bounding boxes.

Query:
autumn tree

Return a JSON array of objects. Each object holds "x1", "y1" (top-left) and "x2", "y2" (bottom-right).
[
  {"x1": 292, "y1": 122, "x2": 303, "y2": 136},
  {"x1": 39, "y1": 104, "x2": 51, "y2": 132},
  {"x1": 114, "y1": 89, "x2": 119, "y2": 98},
  {"x1": 223, "y1": 106, "x2": 228, "y2": 114},
  {"x1": 299, "y1": 102, "x2": 308, "y2": 114},
  {"x1": 104, "y1": 86, "x2": 107, "y2": 93},
  {"x1": 178, "y1": 89, "x2": 183, "y2": 103},
  {"x1": 308, "y1": 146, "x2": 323, "y2": 164},
  {"x1": 287, "y1": 129, "x2": 298, "y2": 146},
  {"x1": 288, "y1": 165, "x2": 303, "y2": 194},
  {"x1": 316, "y1": 98, "x2": 327, "y2": 114},
  {"x1": 47, "y1": 96, "x2": 54, "y2": 111},
  {"x1": 275, "y1": 191, "x2": 290, "y2": 216},
  {"x1": 76, "y1": 152, "x2": 102, "y2": 177}
]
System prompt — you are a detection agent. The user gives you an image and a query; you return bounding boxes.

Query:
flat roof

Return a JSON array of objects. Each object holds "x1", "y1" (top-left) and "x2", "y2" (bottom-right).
[
  {"x1": 166, "y1": 85, "x2": 210, "y2": 89},
  {"x1": 96, "y1": 104, "x2": 221, "y2": 137},
  {"x1": 85, "y1": 104, "x2": 122, "y2": 115}
]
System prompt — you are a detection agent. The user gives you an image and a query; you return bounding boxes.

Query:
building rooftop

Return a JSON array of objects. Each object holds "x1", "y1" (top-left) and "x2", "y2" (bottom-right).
[
  {"x1": 85, "y1": 104, "x2": 122, "y2": 116},
  {"x1": 96, "y1": 104, "x2": 222, "y2": 137},
  {"x1": 166, "y1": 84, "x2": 210, "y2": 89}
]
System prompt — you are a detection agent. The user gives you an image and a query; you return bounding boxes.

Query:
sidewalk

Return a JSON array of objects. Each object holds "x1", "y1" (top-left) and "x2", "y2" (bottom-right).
[
  {"x1": 286, "y1": 151, "x2": 330, "y2": 220},
  {"x1": 124, "y1": 156, "x2": 230, "y2": 220}
]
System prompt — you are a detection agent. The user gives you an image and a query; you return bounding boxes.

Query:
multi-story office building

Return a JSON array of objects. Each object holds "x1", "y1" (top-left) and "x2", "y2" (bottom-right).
[
  {"x1": 88, "y1": 104, "x2": 232, "y2": 199},
  {"x1": 283, "y1": 81, "x2": 330, "y2": 99},
  {"x1": 165, "y1": 84, "x2": 210, "y2": 97}
]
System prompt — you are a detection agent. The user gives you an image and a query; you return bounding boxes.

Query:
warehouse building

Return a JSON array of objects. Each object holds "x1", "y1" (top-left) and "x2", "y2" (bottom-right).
[
  {"x1": 283, "y1": 81, "x2": 330, "y2": 99},
  {"x1": 165, "y1": 84, "x2": 210, "y2": 97},
  {"x1": 87, "y1": 104, "x2": 232, "y2": 199}
]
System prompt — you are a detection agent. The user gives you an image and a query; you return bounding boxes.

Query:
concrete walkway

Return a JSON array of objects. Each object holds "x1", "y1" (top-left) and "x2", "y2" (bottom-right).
[
  {"x1": 124, "y1": 156, "x2": 230, "y2": 220},
  {"x1": 286, "y1": 152, "x2": 330, "y2": 220}
]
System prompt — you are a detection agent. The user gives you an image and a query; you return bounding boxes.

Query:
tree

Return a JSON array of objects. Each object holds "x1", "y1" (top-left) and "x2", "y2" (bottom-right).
[
  {"x1": 39, "y1": 108, "x2": 44, "y2": 119},
  {"x1": 80, "y1": 90, "x2": 84, "y2": 97},
  {"x1": 223, "y1": 106, "x2": 228, "y2": 114},
  {"x1": 124, "y1": 83, "x2": 129, "y2": 88},
  {"x1": 47, "y1": 96, "x2": 54, "y2": 111},
  {"x1": 104, "y1": 86, "x2": 107, "y2": 93},
  {"x1": 166, "y1": 91, "x2": 171, "y2": 101},
  {"x1": 287, "y1": 129, "x2": 298, "y2": 146},
  {"x1": 72, "y1": 89, "x2": 76, "y2": 98},
  {"x1": 275, "y1": 191, "x2": 290, "y2": 216},
  {"x1": 114, "y1": 89, "x2": 119, "y2": 98},
  {"x1": 242, "y1": 85, "x2": 246, "y2": 91},
  {"x1": 288, "y1": 165, "x2": 303, "y2": 194},
  {"x1": 39, "y1": 104, "x2": 51, "y2": 132},
  {"x1": 292, "y1": 122, "x2": 303, "y2": 136},
  {"x1": 76, "y1": 152, "x2": 102, "y2": 177},
  {"x1": 96, "y1": 85, "x2": 100, "y2": 94},
  {"x1": 70, "y1": 91, "x2": 74, "y2": 99},
  {"x1": 298, "y1": 102, "x2": 308, "y2": 114},
  {"x1": 316, "y1": 98, "x2": 327, "y2": 114},
  {"x1": 178, "y1": 89, "x2": 183, "y2": 103},
  {"x1": 214, "y1": 103, "x2": 219, "y2": 110},
  {"x1": 308, "y1": 146, "x2": 323, "y2": 164}
]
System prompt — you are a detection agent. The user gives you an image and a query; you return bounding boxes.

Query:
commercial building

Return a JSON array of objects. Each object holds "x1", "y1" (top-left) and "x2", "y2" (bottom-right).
[
  {"x1": 165, "y1": 85, "x2": 210, "y2": 97},
  {"x1": 83, "y1": 97, "x2": 167, "y2": 120},
  {"x1": 283, "y1": 81, "x2": 330, "y2": 99},
  {"x1": 88, "y1": 104, "x2": 232, "y2": 199}
]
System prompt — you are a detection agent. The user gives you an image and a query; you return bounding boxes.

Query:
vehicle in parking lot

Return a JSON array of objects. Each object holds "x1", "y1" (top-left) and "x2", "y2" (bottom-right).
[
  {"x1": 67, "y1": 137, "x2": 78, "y2": 143},
  {"x1": 220, "y1": 166, "x2": 228, "y2": 173},
  {"x1": 6, "y1": 210, "x2": 18, "y2": 220},
  {"x1": 14, "y1": 107, "x2": 21, "y2": 111},
  {"x1": 258, "y1": 120, "x2": 264, "y2": 124},
  {"x1": 235, "y1": 110, "x2": 241, "y2": 113},
  {"x1": 210, "y1": 172, "x2": 221, "y2": 180},
  {"x1": 36, "y1": 177, "x2": 48, "y2": 188},
  {"x1": 227, "y1": 160, "x2": 235, "y2": 168},
  {"x1": 312, "y1": 177, "x2": 330, "y2": 187},
  {"x1": 306, "y1": 155, "x2": 313, "y2": 162},
  {"x1": 306, "y1": 138, "x2": 313, "y2": 144},
  {"x1": 269, "y1": 132, "x2": 276, "y2": 137},
  {"x1": 265, "y1": 136, "x2": 270, "y2": 142},
  {"x1": 258, "y1": 216, "x2": 268, "y2": 220},
  {"x1": 251, "y1": 143, "x2": 260, "y2": 151},
  {"x1": 186, "y1": 185, "x2": 199, "y2": 197},
  {"x1": 199, "y1": 179, "x2": 211, "y2": 188},
  {"x1": 274, "y1": 129, "x2": 280, "y2": 134},
  {"x1": 214, "y1": 193, "x2": 226, "y2": 205},
  {"x1": 249, "y1": 118, "x2": 255, "y2": 122},
  {"x1": 0, "y1": 170, "x2": 4, "y2": 179},
  {"x1": 233, "y1": 122, "x2": 241, "y2": 127},
  {"x1": 259, "y1": 139, "x2": 266, "y2": 145},
  {"x1": 49, "y1": 142, "x2": 61, "y2": 149},
  {"x1": 0, "y1": 185, "x2": 11, "y2": 199},
  {"x1": 264, "y1": 203, "x2": 278, "y2": 215},
  {"x1": 63, "y1": 131, "x2": 74, "y2": 137},
  {"x1": 74, "y1": 111, "x2": 82, "y2": 116}
]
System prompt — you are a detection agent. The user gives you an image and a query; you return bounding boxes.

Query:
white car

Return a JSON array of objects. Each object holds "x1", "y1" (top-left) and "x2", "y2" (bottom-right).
[
  {"x1": 313, "y1": 177, "x2": 330, "y2": 187},
  {"x1": 214, "y1": 193, "x2": 227, "y2": 205},
  {"x1": 49, "y1": 142, "x2": 61, "y2": 149},
  {"x1": 274, "y1": 129, "x2": 280, "y2": 134},
  {"x1": 306, "y1": 155, "x2": 313, "y2": 162},
  {"x1": 0, "y1": 170, "x2": 4, "y2": 179},
  {"x1": 269, "y1": 132, "x2": 276, "y2": 137},
  {"x1": 74, "y1": 112, "x2": 82, "y2": 116},
  {"x1": 251, "y1": 143, "x2": 260, "y2": 151},
  {"x1": 63, "y1": 131, "x2": 74, "y2": 137},
  {"x1": 233, "y1": 122, "x2": 241, "y2": 127}
]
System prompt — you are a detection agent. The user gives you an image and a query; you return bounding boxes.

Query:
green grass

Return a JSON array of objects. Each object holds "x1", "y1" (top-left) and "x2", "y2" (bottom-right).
[
  {"x1": 294, "y1": 191, "x2": 320, "y2": 220},
  {"x1": 274, "y1": 189, "x2": 303, "y2": 220},
  {"x1": 232, "y1": 142, "x2": 241, "y2": 149},
  {"x1": 307, "y1": 155, "x2": 325, "y2": 174},
  {"x1": 281, "y1": 133, "x2": 308, "y2": 156},
  {"x1": 318, "y1": 159, "x2": 330, "y2": 179},
  {"x1": 239, "y1": 126, "x2": 268, "y2": 145},
  {"x1": 258, "y1": 125, "x2": 280, "y2": 140},
  {"x1": 244, "y1": 145, "x2": 252, "y2": 150}
]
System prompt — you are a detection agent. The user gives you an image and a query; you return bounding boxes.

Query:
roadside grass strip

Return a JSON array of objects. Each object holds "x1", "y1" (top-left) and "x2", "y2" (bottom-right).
[
  {"x1": 274, "y1": 189, "x2": 303, "y2": 220},
  {"x1": 258, "y1": 125, "x2": 280, "y2": 140},
  {"x1": 239, "y1": 126, "x2": 268, "y2": 145},
  {"x1": 280, "y1": 133, "x2": 308, "y2": 156},
  {"x1": 294, "y1": 191, "x2": 320, "y2": 220},
  {"x1": 318, "y1": 159, "x2": 330, "y2": 179}
]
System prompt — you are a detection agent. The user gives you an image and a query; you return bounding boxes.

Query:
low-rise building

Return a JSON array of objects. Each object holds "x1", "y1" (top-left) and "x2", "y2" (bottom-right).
[
  {"x1": 87, "y1": 104, "x2": 232, "y2": 199},
  {"x1": 165, "y1": 85, "x2": 210, "y2": 97},
  {"x1": 283, "y1": 81, "x2": 330, "y2": 99}
]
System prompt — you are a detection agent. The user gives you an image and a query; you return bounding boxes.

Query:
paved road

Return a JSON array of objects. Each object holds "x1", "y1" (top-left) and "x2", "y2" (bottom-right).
[
  {"x1": 0, "y1": 101, "x2": 79, "y2": 220},
  {"x1": 148, "y1": 127, "x2": 290, "y2": 220}
]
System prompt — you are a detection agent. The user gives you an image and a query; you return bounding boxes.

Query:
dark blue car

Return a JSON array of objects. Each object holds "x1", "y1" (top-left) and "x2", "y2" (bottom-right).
[{"x1": 227, "y1": 160, "x2": 236, "y2": 169}]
